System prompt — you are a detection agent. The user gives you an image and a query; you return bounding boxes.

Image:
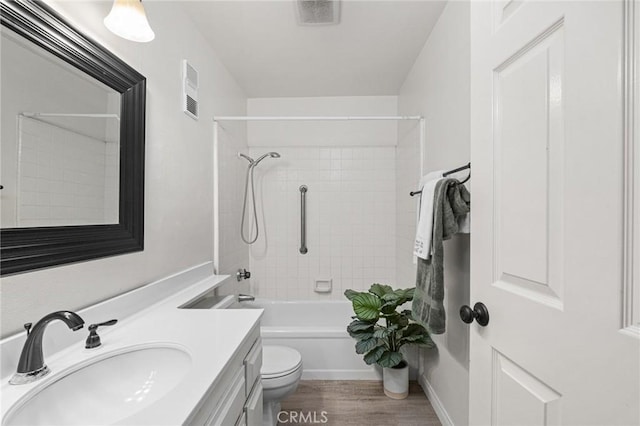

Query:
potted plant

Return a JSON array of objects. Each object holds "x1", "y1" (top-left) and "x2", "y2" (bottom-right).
[{"x1": 345, "y1": 283, "x2": 434, "y2": 399}]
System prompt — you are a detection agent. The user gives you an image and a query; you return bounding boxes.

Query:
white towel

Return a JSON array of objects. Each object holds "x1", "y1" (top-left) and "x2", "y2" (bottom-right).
[
  {"x1": 457, "y1": 213, "x2": 470, "y2": 233},
  {"x1": 413, "y1": 171, "x2": 445, "y2": 260}
]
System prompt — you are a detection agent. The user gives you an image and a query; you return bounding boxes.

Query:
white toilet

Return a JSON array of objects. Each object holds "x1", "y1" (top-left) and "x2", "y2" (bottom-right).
[{"x1": 261, "y1": 345, "x2": 303, "y2": 426}]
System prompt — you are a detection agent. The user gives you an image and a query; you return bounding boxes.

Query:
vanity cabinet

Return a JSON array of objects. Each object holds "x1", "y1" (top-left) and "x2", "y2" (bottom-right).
[{"x1": 187, "y1": 326, "x2": 263, "y2": 426}]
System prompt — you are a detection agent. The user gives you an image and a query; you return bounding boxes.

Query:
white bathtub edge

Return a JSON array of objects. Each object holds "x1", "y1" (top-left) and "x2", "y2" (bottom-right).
[{"x1": 302, "y1": 369, "x2": 382, "y2": 381}]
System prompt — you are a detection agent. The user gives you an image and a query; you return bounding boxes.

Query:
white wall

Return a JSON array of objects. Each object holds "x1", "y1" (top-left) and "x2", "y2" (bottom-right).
[
  {"x1": 248, "y1": 96, "x2": 398, "y2": 147},
  {"x1": 245, "y1": 97, "x2": 397, "y2": 299},
  {"x1": 0, "y1": 1, "x2": 247, "y2": 337},
  {"x1": 397, "y1": 2, "x2": 471, "y2": 425}
]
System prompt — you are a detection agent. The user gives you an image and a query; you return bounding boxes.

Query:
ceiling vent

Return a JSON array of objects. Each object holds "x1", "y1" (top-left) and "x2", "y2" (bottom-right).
[{"x1": 295, "y1": 0, "x2": 341, "y2": 26}]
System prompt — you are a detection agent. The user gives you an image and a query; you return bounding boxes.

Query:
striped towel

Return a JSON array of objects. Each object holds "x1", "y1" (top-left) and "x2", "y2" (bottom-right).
[{"x1": 412, "y1": 178, "x2": 470, "y2": 334}]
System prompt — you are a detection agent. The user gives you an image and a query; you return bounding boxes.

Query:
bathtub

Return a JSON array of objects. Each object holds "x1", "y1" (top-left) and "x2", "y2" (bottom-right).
[{"x1": 231, "y1": 299, "x2": 380, "y2": 380}]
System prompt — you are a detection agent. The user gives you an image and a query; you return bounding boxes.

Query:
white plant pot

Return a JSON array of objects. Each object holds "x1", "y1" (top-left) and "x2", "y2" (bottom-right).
[{"x1": 383, "y1": 362, "x2": 409, "y2": 399}]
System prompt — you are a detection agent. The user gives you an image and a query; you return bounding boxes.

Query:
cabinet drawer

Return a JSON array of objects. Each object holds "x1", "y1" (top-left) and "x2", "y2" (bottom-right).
[
  {"x1": 244, "y1": 339, "x2": 262, "y2": 397},
  {"x1": 207, "y1": 368, "x2": 246, "y2": 426},
  {"x1": 245, "y1": 381, "x2": 263, "y2": 426}
]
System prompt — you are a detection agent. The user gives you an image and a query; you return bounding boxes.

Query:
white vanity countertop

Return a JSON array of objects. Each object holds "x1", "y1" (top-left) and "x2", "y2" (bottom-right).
[{"x1": 0, "y1": 265, "x2": 262, "y2": 425}]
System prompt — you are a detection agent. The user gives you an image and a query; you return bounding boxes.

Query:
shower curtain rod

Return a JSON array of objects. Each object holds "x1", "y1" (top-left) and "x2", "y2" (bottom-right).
[{"x1": 213, "y1": 115, "x2": 423, "y2": 121}]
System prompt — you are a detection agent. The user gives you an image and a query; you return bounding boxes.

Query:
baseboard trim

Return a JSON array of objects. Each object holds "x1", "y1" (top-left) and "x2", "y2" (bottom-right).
[{"x1": 418, "y1": 375, "x2": 454, "y2": 426}]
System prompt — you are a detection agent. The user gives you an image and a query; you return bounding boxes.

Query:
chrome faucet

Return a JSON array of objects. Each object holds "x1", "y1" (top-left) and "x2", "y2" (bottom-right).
[
  {"x1": 10, "y1": 311, "x2": 84, "y2": 385},
  {"x1": 238, "y1": 294, "x2": 255, "y2": 302}
]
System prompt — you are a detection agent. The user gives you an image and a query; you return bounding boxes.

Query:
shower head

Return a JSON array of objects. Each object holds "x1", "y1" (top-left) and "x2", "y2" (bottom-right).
[{"x1": 252, "y1": 152, "x2": 281, "y2": 167}]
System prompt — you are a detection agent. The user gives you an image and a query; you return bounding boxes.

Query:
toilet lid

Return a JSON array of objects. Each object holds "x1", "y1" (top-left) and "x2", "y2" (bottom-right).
[{"x1": 262, "y1": 345, "x2": 302, "y2": 379}]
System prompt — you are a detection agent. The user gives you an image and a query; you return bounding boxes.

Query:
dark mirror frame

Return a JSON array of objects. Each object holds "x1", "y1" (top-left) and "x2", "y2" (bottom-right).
[{"x1": 0, "y1": 0, "x2": 145, "y2": 276}]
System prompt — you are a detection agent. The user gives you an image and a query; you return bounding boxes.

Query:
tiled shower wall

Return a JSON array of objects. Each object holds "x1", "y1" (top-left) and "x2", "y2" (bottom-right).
[
  {"x1": 247, "y1": 145, "x2": 396, "y2": 300},
  {"x1": 17, "y1": 117, "x2": 119, "y2": 227}
]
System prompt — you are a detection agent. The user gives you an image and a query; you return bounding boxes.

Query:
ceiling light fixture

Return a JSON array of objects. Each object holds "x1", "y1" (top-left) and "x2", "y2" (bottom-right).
[{"x1": 104, "y1": 0, "x2": 155, "y2": 43}]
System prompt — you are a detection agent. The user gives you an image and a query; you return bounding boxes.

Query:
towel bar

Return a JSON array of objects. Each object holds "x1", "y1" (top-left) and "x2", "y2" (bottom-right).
[{"x1": 410, "y1": 162, "x2": 471, "y2": 196}]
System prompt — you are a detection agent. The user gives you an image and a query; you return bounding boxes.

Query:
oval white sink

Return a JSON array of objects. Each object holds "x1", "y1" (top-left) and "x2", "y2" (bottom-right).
[{"x1": 4, "y1": 345, "x2": 192, "y2": 425}]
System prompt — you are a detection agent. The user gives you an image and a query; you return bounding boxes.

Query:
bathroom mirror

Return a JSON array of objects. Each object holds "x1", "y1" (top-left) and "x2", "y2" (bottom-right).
[{"x1": 0, "y1": 0, "x2": 146, "y2": 275}]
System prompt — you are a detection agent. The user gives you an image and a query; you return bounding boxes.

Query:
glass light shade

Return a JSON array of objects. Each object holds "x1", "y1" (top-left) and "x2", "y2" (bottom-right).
[{"x1": 104, "y1": 0, "x2": 155, "y2": 43}]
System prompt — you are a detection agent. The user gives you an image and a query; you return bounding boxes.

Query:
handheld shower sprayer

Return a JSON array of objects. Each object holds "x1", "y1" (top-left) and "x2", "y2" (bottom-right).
[
  {"x1": 239, "y1": 151, "x2": 281, "y2": 244},
  {"x1": 238, "y1": 152, "x2": 280, "y2": 168},
  {"x1": 253, "y1": 152, "x2": 281, "y2": 165}
]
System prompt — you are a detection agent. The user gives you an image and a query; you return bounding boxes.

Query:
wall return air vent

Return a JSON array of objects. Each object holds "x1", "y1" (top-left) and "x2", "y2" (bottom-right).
[
  {"x1": 182, "y1": 60, "x2": 199, "y2": 120},
  {"x1": 295, "y1": 0, "x2": 341, "y2": 26}
]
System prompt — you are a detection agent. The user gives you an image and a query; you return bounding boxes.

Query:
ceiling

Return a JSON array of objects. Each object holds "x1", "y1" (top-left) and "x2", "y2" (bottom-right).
[{"x1": 182, "y1": 1, "x2": 446, "y2": 98}]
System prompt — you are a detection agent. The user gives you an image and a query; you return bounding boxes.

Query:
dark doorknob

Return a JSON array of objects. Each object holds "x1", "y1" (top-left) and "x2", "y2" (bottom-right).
[{"x1": 460, "y1": 302, "x2": 490, "y2": 326}]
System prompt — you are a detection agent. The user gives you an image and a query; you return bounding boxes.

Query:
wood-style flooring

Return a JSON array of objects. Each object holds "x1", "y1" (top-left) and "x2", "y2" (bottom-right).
[{"x1": 279, "y1": 380, "x2": 442, "y2": 426}]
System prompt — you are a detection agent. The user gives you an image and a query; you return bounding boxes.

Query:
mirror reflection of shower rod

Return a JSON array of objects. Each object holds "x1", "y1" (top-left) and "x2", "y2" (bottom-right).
[{"x1": 20, "y1": 112, "x2": 120, "y2": 121}]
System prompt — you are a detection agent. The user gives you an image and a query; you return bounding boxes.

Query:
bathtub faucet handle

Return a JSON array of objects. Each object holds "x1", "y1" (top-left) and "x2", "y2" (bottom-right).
[{"x1": 237, "y1": 269, "x2": 251, "y2": 281}]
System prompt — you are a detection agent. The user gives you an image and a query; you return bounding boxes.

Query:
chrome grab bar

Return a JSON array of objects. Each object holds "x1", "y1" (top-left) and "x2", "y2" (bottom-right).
[{"x1": 299, "y1": 185, "x2": 308, "y2": 254}]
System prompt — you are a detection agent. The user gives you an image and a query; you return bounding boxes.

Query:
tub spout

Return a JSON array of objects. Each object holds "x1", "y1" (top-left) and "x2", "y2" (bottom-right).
[{"x1": 238, "y1": 294, "x2": 255, "y2": 302}]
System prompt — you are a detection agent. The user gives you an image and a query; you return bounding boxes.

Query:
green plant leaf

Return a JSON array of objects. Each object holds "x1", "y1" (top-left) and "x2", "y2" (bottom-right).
[
  {"x1": 398, "y1": 334, "x2": 435, "y2": 348},
  {"x1": 381, "y1": 302, "x2": 399, "y2": 315},
  {"x1": 348, "y1": 328, "x2": 374, "y2": 340},
  {"x1": 355, "y1": 337, "x2": 381, "y2": 354},
  {"x1": 381, "y1": 293, "x2": 399, "y2": 303},
  {"x1": 423, "y1": 334, "x2": 435, "y2": 348},
  {"x1": 400, "y1": 334, "x2": 427, "y2": 342},
  {"x1": 381, "y1": 287, "x2": 416, "y2": 306},
  {"x1": 402, "y1": 323, "x2": 428, "y2": 337},
  {"x1": 409, "y1": 335, "x2": 435, "y2": 348},
  {"x1": 384, "y1": 312, "x2": 401, "y2": 324},
  {"x1": 363, "y1": 346, "x2": 385, "y2": 365},
  {"x1": 347, "y1": 320, "x2": 375, "y2": 339},
  {"x1": 401, "y1": 309, "x2": 414, "y2": 318},
  {"x1": 397, "y1": 287, "x2": 416, "y2": 301},
  {"x1": 344, "y1": 289, "x2": 363, "y2": 301},
  {"x1": 396, "y1": 323, "x2": 434, "y2": 348},
  {"x1": 373, "y1": 324, "x2": 398, "y2": 339},
  {"x1": 396, "y1": 314, "x2": 409, "y2": 328},
  {"x1": 347, "y1": 319, "x2": 375, "y2": 333},
  {"x1": 377, "y1": 351, "x2": 404, "y2": 368},
  {"x1": 352, "y1": 293, "x2": 381, "y2": 321},
  {"x1": 368, "y1": 283, "x2": 393, "y2": 298}
]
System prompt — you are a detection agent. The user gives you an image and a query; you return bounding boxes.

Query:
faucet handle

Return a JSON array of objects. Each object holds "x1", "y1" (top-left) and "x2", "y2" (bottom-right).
[
  {"x1": 237, "y1": 268, "x2": 251, "y2": 281},
  {"x1": 23, "y1": 323, "x2": 32, "y2": 336},
  {"x1": 85, "y1": 319, "x2": 118, "y2": 349},
  {"x1": 88, "y1": 319, "x2": 118, "y2": 330}
]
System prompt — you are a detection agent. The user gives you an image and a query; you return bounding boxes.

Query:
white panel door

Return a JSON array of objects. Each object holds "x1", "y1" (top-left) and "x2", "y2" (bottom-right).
[{"x1": 470, "y1": 1, "x2": 640, "y2": 424}]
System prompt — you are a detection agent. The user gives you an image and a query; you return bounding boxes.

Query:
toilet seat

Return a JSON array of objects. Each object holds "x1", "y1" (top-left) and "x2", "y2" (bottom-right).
[{"x1": 262, "y1": 345, "x2": 302, "y2": 379}]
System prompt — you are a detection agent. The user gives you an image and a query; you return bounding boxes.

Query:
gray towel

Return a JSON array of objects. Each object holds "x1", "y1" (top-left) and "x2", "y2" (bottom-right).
[{"x1": 412, "y1": 178, "x2": 470, "y2": 334}]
